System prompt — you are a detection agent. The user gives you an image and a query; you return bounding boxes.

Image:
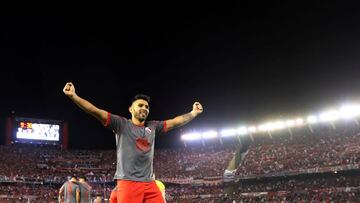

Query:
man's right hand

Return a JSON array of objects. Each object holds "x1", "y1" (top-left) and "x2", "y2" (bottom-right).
[{"x1": 63, "y1": 82, "x2": 76, "y2": 98}]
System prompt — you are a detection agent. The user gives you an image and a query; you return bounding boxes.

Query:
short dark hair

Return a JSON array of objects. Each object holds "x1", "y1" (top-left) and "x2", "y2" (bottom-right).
[
  {"x1": 79, "y1": 175, "x2": 87, "y2": 181},
  {"x1": 130, "y1": 94, "x2": 150, "y2": 105}
]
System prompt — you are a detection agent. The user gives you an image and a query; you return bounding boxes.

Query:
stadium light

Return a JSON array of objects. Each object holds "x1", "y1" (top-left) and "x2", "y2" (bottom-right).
[
  {"x1": 319, "y1": 110, "x2": 339, "y2": 122},
  {"x1": 180, "y1": 102, "x2": 360, "y2": 141},
  {"x1": 285, "y1": 120, "x2": 295, "y2": 127},
  {"x1": 236, "y1": 127, "x2": 248, "y2": 135},
  {"x1": 181, "y1": 133, "x2": 201, "y2": 141},
  {"x1": 247, "y1": 126, "x2": 257, "y2": 133},
  {"x1": 295, "y1": 118, "x2": 304, "y2": 126},
  {"x1": 307, "y1": 115, "x2": 318, "y2": 124},
  {"x1": 220, "y1": 129, "x2": 237, "y2": 137},
  {"x1": 258, "y1": 122, "x2": 274, "y2": 132},
  {"x1": 273, "y1": 121, "x2": 285, "y2": 130},
  {"x1": 339, "y1": 104, "x2": 360, "y2": 119},
  {"x1": 202, "y1": 131, "x2": 218, "y2": 139},
  {"x1": 268, "y1": 122, "x2": 277, "y2": 131},
  {"x1": 258, "y1": 123, "x2": 267, "y2": 132}
]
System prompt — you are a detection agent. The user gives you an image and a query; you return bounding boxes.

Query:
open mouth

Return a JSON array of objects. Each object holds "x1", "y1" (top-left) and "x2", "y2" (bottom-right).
[{"x1": 140, "y1": 110, "x2": 148, "y2": 116}]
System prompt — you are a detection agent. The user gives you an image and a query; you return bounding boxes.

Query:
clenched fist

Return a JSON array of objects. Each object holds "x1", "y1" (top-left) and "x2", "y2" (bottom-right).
[
  {"x1": 191, "y1": 102, "x2": 203, "y2": 116},
  {"x1": 63, "y1": 82, "x2": 76, "y2": 98}
]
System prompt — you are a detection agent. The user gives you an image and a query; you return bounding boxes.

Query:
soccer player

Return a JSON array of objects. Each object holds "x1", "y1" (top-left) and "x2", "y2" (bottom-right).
[
  {"x1": 92, "y1": 194, "x2": 105, "y2": 203},
  {"x1": 78, "y1": 175, "x2": 92, "y2": 203},
  {"x1": 59, "y1": 175, "x2": 80, "y2": 203},
  {"x1": 63, "y1": 82, "x2": 203, "y2": 203}
]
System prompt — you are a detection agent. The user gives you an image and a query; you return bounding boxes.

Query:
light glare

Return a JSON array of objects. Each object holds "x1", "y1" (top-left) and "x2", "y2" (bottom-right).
[{"x1": 181, "y1": 133, "x2": 201, "y2": 141}]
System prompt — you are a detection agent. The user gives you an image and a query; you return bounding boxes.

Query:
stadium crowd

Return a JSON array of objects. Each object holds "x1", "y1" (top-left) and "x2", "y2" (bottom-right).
[{"x1": 1, "y1": 123, "x2": 360, "y2": 201}]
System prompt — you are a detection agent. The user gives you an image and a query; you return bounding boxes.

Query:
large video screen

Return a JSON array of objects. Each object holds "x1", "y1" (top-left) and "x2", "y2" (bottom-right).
[{"x1": 14, "y1": 117, "x2": 61, "y2": 142}]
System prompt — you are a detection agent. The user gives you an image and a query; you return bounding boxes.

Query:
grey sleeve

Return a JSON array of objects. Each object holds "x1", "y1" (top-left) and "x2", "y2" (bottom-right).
[
  {"x1": 104, "y1": 112, "x2": 127, "y2": 134},
  {"x1": 150, "y1": 120, "x2": 166, "y2": 135}
]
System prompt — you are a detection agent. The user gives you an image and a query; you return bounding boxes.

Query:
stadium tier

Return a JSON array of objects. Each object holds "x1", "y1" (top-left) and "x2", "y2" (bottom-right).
[{"x1": 1, "y1": 119, "x2": 360, "y2": 202}]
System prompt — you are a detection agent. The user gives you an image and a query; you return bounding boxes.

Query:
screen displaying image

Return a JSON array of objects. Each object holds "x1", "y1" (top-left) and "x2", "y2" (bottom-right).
[{"x1": 16, "y1": 121, "x2": 60, "y2": 141}]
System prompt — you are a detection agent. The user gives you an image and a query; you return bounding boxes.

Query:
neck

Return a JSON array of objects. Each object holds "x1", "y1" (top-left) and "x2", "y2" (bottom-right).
[{"x1": 131, "y1": 117, "x2": 145, "y2": 126}]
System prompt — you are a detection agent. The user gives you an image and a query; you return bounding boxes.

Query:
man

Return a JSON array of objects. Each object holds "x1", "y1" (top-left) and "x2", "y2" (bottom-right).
[
  {"x1": 78, "y1": 175, "x2": 92, "y2": 203},
  {"x1": 93, "y1": 194, "x2": 105, "y2": 203},
  {"x1": 59, "y1": 175, "x2": 80, "y2": 203},
  {"x1": 63, "y1": 82, "x2": 203, "y2": 203}
]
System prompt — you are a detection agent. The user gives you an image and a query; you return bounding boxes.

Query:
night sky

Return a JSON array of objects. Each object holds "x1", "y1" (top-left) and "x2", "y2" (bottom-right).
[{"x1": 1, "y1": 3, "x2": 360, "y2": 149}]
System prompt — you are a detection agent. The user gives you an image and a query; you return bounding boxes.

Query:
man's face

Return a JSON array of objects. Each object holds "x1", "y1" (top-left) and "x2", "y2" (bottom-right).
[{"x1": 130, "y1": 99, "x2": 149, "y2": 122}]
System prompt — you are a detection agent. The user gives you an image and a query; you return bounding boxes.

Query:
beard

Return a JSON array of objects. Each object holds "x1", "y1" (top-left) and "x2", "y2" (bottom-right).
[{"x1": 135, "y1": 110, "x2": 148, "y2": 122}]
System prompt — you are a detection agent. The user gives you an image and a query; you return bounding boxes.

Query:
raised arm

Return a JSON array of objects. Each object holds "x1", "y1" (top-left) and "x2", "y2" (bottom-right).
[
  {"x1": 63, "y1": 82, "x2": 108, "y2": 125},
  {"x1": 165, "y1": 102, "x2": 203, "y2": 131}
]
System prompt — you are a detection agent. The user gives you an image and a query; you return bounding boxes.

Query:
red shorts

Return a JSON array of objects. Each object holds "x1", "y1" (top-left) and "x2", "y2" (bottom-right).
[{"x1": 110, "y1": 180, "x2": 165, "y2": 203}]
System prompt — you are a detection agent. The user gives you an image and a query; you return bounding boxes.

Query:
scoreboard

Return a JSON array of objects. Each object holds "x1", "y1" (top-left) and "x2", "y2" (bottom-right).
[{"x1": 13, "y1": 117, "x2": 62, "y2": 144}]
